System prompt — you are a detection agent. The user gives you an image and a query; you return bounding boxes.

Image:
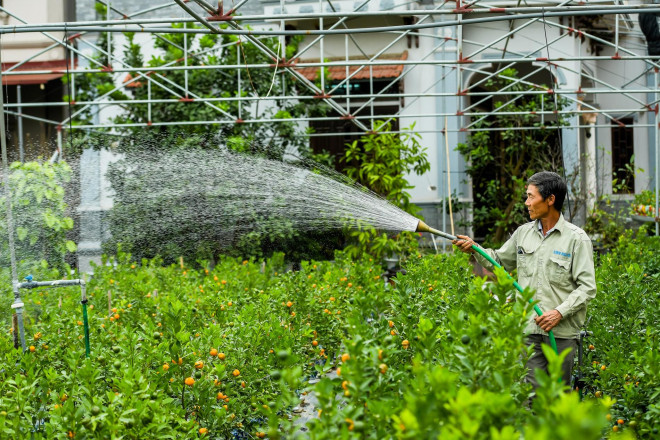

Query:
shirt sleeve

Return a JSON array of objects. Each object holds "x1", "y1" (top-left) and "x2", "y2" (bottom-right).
[
  {"x1": 473, "y1": 229, "x2": 519, "y2": 273},
  {"x1": 554, "y1": 237, "x2": 597, "y2": 318}
]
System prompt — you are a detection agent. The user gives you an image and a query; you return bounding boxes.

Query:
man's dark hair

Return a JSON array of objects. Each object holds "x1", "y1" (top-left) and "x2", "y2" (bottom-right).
[{"x1": 527, "y1": 171, "x2": 567, "y2": 212}]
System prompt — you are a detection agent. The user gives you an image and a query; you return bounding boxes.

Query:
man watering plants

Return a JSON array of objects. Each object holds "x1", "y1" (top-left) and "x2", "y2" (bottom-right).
[{"x1": 452, "y1": 171, "x2": 597, "y2": 393}]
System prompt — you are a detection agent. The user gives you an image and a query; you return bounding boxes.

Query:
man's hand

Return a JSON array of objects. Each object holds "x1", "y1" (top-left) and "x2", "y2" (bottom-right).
[
  {"x1": 534, "y1": 309, "x2": 563, "y2": 332},
  {"x1": 452, "y1": 235, "x2": 475, "y2": 254}
]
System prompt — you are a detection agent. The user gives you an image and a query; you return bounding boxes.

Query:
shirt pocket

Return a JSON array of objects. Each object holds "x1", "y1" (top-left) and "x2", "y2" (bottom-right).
[
  {"x1": 517, "y1": 251, "x2": 534, "y2": 278},
  {"x1": 549, "y1": 257, "x2": 572, "y2": 287}
]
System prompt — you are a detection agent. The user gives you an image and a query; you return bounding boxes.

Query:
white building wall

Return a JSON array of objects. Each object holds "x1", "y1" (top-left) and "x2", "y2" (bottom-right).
[
  {"x1": 1, "y1": 0, "x2": 67, "y2": 63},
  {"x1": 400, "y1": 26, "x2": 440, "y2": 204}
]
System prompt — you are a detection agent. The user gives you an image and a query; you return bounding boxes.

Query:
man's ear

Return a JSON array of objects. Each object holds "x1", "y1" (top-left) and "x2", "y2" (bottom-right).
[{"x1": 546, "y1": 194, "x2": 556, "y2": 206}]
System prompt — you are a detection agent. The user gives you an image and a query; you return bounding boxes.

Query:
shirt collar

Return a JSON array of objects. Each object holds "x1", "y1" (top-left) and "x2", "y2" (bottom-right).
[{"x1": 536, "y1": 213, "x2": 565, "y2": 237}]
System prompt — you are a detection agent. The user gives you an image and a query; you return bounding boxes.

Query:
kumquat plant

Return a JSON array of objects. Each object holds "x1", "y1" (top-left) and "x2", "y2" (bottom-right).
[{"x1": 0, "y1": 234, "x2": 658, "y2": 439}]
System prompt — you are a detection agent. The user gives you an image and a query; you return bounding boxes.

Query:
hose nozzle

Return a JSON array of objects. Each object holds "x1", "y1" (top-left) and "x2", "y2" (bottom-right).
[
  {"x1": 415, "y1": 220, "x2": 432, "y2": 234},
  {"x1": 415, "y1": 220, "x2": 457, "y2": 241}
]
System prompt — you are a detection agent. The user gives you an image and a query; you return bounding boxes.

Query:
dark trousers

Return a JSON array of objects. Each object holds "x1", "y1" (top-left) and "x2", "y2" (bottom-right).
[{"x1": 525, "y1": 334, "x2": 578, "y2": 389}]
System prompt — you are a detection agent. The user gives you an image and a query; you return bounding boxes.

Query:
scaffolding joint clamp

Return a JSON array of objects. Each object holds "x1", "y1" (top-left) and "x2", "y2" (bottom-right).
[
  {"x1": 271, "y1": 58, "x2": 295, "y2": 68},
  {"x1": 207, "y1": 12, "x2": 234, "y2": 21}
]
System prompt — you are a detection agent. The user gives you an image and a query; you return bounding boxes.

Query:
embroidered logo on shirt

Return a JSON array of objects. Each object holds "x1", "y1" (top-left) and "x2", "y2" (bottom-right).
[{"x1": 553, "y1": 250, "x2": 571, "y2": 258}]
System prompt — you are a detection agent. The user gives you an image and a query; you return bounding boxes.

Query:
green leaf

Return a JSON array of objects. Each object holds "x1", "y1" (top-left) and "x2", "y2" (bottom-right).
[
  {"x1": 16, "y1": 227, "x2": 28, "y2": 241},
  {"x1": 66, "y1": 240, "x2": 77, "y2": 253}
]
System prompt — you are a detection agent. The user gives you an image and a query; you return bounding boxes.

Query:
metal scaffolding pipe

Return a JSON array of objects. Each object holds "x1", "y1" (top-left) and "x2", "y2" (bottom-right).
[
  {"x1": 3, "y1": 85, "x2": 660, "y2": 110},
  {"x1": 5, "y1": 5, "x2": 660, "y2": 37},
  {"x1": 5, "y1": 52, "x2": 660, "y2": 80},
  {"x1": 1, "y1": 4, "x2": 658, "y2": 29}
]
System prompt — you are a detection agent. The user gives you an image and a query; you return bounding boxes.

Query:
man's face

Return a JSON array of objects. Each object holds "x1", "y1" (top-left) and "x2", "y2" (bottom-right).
[{"x1": 525, "y1": 184, "x2": 554, "y2": 220}]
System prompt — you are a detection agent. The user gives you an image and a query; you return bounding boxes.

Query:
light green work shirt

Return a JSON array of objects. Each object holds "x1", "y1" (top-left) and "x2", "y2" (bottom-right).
[{"x1": 473, "y1": 214, "x2": 597, "y2": 339}]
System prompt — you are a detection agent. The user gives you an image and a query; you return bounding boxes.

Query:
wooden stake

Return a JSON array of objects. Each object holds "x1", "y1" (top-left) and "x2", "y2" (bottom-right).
[{"x1": 445, "y1": 116, "x2": 455, "y2": 236}]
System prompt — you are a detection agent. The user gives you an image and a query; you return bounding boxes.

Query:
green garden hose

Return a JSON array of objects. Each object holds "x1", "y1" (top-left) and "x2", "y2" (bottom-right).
[
  {"x1": 416, "y1": 220, "x2": 559, "y2": 354},
  {"x1": 473, "y1": 246, "x2": 559, "y2": 354}
]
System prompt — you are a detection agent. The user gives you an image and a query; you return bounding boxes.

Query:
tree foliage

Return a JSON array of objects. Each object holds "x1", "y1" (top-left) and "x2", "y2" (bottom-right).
[
  {"x1": 0, "y1": 161, "x2": 75, "y2": 274},
  {"x1": 341, "y1": 121, "x2": 430, "y2": 261},
  {"x1": 64, "y1": 10, "x2": 342, "y2": 264},
  {"x1": 457, "y1": 68, "x2": 570, "y2": 245}
]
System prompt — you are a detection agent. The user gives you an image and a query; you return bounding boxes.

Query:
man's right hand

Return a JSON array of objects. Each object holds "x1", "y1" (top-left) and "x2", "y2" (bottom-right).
[{"x1": 452, "y1": 235, "x2": 475, "y2": 254}]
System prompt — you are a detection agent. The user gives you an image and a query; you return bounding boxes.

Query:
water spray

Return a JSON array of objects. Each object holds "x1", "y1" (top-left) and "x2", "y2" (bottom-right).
[
  {"x1": 0, "y1": 39, "x2": 26, "y2": 351},
  {"x1": 415, "y1": 220, "x2": 559, "y2": 354}
]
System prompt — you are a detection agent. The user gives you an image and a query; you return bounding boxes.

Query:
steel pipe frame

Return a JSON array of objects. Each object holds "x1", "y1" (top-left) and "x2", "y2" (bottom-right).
[
  {"x1": 5, "y1": 5, "x2": 660, "y2": 37},
  {"x1": 3, "y1": 18, "x2": 641, "y2": 134},
  {"x1": 178, "y1": 0, "x2": 372, "y2": 131},
  {"x1": 326, "y1": 1, "x2": 446, "y2": 97},
  {"x1": 63, "y1": 105, "x2": 648, "y2": 129},
  {"x1": 334, "y1": 6, "x2": 455, "y2": 126},
  {"x1": 4, "y1": 83, "x2": 660, "y2": 110},
  {"x1": 7, "y1": 51, "x2": 660, "y2": 78},
  {"x1": 47, "y1": 1, "x2": 262, "y2": 127},
  {"x1": 457, "y1": 12, "x2": 654, "y2": 110},
  {"x1": 2, "y1": 4, "x2": 659, "y2": 30},
  {"x1": 461, "y1": 64, "x2": 555, "y2": 127},
  {"x1": 58, "y1": 28, "x2": 238, "y2": 127},
  {"x1": 455, "y1": 8, "x2": 660, "y2": 126},
  {"x1": 460, "y1": 65, "x2": 625, "y2": 130},
  {"x1": 0, "y1": 0, "x2": 648, "y2": 136},
  {"x1": 295, "y1": 122, "x2": 660, "y2": 136}
]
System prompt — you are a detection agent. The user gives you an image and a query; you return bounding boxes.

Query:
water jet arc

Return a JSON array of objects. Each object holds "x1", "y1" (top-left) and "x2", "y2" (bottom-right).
[{"x1": 415, "y1": 220, "x2": 558, "y2": 354}]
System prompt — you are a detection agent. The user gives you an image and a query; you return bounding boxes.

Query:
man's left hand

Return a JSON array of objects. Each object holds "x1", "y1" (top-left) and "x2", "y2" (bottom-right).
[{"x1": 534, "y1": 309, "x2": 563, "y2": 332}]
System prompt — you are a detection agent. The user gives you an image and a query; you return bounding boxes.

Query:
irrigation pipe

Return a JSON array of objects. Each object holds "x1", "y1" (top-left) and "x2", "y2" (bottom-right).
[
  {"x1": 17, "y1": 279, "x2": 90, "y2": 357},
  {"x1": 415, "y1": 220, "x2": 559, "y2": 354}
]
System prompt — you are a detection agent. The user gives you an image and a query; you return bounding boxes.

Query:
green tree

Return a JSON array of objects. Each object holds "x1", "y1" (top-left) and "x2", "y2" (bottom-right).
[
  {"x1": 64, "y1": 17, "x2": 334, "y2": 264},
  {"x1": 106, "y1": 24, "x2": 313, "y2": 158},
  {"x1": 457, "y1": 68, "x2": 570, "y2": 245},
  {"x1": 341, "y1": 121, "x2": 430, "y2": 261},
  {"x1": 0, "y1": 161, "x2": 76, "y2": 273}
]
